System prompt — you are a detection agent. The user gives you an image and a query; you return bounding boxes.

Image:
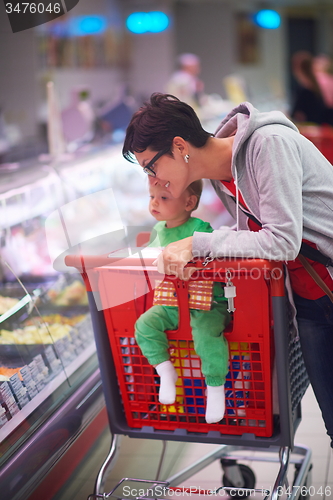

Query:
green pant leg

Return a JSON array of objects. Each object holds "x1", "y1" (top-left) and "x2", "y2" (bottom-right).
[
  {"x1": 190, "y1": 302, "x2": 230, "y2": 386},
  {"x1": 135, "y1": 305, "x2": 179, "y2": 366}
]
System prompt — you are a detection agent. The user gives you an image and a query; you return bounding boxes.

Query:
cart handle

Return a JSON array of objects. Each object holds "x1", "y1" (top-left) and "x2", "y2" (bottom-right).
[
  {"x1": 65, "y1": 253, "x2": 285, "y2": 298},
  {"x1": 65, "y1": 253, "x2": 284, "y2": 339}
]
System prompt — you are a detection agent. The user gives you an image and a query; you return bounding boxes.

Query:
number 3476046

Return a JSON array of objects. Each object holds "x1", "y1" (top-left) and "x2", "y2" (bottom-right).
[{"x1": 5, "y1": 3, "x2": 61, "y2": 14}]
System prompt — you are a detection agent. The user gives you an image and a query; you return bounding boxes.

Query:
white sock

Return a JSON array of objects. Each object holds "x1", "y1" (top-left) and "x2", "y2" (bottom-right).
[
  {"x1": 155, "y1": 361, "x2": 178, "y2": 405},
  {"x1": 205, "y1": 385, "x2": 225, "y2": 424}
]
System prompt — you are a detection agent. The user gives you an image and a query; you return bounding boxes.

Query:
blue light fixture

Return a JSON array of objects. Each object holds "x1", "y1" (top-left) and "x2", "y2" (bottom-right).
[
  {"x1": 126, "y1": 11, "x2": 169, "y2": 34},
  {"x1": 69, "y1": 16, "x2": 108, "y2": 36},
  {"x1": 148, "y1": 11, "x2": 169, "y2": 33},
  {"x1": 254, "y1": 9, "x2": 281, "y2": 29},
  {"x1": 126, "y1": 12, "x2": 148, "y2": 34}
]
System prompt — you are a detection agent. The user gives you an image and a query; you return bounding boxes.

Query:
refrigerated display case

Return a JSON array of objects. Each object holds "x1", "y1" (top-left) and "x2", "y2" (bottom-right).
[
  {"x1": 0, "y1": 145, "x2": 150, "y2": 500},
  {"x1": 0, "y1": 139, "x2": 233, "y2": 499}
]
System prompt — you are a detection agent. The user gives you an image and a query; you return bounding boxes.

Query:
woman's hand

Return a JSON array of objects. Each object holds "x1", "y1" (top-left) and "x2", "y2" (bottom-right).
[{"x1": 155, "y1": 236, "x2": 196, "y2": 280}]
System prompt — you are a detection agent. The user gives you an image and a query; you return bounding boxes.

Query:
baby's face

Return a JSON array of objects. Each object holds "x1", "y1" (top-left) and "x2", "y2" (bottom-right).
[{"x1": 149, "y1": 184, "x2": 191, "y2": 224}]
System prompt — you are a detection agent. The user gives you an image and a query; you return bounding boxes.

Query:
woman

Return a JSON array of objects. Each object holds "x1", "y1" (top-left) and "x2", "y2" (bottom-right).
[
  {"x1": 313, "y1": 54, "x2": 333, "y2": 109},
  {"x1": 122, "y1": 93, "x2": 333, "y2": 446},
  {"x1": 290, "y1": 50, "x2": 332, "y2": 125}
]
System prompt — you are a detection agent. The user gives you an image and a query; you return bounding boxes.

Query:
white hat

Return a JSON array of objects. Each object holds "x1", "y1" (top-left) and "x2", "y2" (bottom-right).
[{"x1": 178, "y1": 53, "x2": 200, "y2": 67}]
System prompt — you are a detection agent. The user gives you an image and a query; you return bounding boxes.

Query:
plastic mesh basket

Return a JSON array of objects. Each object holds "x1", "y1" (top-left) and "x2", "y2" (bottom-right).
[{"x1": 99, "y1": 263, "x2": 276, "y2": 437}]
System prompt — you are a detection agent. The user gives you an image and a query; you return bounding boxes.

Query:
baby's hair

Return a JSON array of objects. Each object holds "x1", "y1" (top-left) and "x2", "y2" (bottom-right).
[{"x1": 186, "y1": 179, "x2": 203, "y2": 211}]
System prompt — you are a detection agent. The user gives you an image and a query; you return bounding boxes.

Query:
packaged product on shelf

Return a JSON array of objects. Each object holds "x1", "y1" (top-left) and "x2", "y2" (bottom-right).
[
  {"x1": 43, "y1": 345, "x2": 62, "y2": 375},
  {"x1": 19, "y1": 366, "x2": 39, "y2": 400},
  {"x1": 8, "y1": 372, "x2": 30, "y2": 409},
  {"x1": 0, "y1": 381, "x2": 20, "y2": 420},
  {"x1": 32, "y1": 354, "x2": 49, "y2": 389},
  {"x1": 0, "y1": 404, "x2": 8, "y2": 429},
  {"x1": 28, "y1": 358, "x2": 46, "y2": 392},
  {"x1": 60, "y1": 332, "x2": 77, "y2": 363},
  {"x1": 70, "y1": 328, "x2": 85, "y2": 354},
  {"x1": 76, "y1": 316, "x2": 94, "y2": 346},
  {"x1": 53, "y1": 336, "x2": 73, "y2": 367}
]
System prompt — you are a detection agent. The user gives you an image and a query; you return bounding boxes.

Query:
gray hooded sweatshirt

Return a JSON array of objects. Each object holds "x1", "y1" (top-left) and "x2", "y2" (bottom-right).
[{"x1": 193, "y1": 102, "x2": 333, "y2": 275}]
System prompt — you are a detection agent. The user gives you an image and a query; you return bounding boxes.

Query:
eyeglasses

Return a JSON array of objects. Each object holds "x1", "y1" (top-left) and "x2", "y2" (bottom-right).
[{"x1": 142, "y1": 148, "x2": 169, "y2": 177}]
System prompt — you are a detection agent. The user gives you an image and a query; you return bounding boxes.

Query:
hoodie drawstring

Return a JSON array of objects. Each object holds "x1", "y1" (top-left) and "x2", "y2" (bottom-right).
[{"x1": 234, "y1": 167, "x2": 240, "y2": 231}]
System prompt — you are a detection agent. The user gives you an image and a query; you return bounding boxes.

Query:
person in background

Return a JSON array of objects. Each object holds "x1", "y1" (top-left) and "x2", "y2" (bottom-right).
[
  {"x1": 134, "y1": 180, "x2": 230, "y2": 424},
  {"x1": 313, "y1": 54, "x2": 333, "y2": 114},
  {"x1": 122, "y1": 92, "x2": 333, "y2": 448},
  {"x1": 290, "y1": 51, "x2": 332, "y2": 125},
  {"x1": 166, "y1": 53, "x2": 205, "y2": 110}
]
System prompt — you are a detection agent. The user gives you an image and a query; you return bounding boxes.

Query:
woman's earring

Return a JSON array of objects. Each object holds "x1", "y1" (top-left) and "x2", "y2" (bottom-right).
[{"x1": 184, "y1": 154, "x2": 190, "y2": 163}]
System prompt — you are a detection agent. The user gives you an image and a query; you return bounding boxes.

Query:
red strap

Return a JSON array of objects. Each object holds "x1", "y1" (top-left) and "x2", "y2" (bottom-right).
[{"x1": 220, "y1": 180, "x2": 333, "y2": 299}]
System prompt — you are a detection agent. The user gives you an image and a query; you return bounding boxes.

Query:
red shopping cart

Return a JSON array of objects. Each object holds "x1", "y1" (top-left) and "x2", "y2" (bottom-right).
[
  {"x1": 299, "y1": 124, "x2": 333, "y2": 163},
  {"x1": 65, "y1": 248, "x2": 312, "y2": 500}
]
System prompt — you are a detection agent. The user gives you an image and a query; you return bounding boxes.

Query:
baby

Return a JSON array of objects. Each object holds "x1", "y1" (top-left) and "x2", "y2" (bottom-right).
[{"x1": 135, "y1": 180, "x2": 230, "y2": 423}]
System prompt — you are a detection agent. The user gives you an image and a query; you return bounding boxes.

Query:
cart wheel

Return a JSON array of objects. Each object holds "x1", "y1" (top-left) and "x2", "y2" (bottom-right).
[
  {"x1": 293, "y1": 463, "x2": 313, "y2": 500},
  {"x1": 222, "y1": 463, "x2": 256, "y2": 499}
]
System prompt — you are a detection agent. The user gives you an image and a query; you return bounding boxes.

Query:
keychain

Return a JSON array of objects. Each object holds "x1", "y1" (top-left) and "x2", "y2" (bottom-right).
[
  {"x1": 224, "y1": 270, "x2": 236, "y2": 313},
  {"x1": 202, "y1": 256, "x2": 214, "y2": 267}
]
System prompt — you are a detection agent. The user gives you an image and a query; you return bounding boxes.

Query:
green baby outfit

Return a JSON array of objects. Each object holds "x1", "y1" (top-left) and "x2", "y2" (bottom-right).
[{"x1": 135, "y1": 217, "x2": 230, "y2": 386}]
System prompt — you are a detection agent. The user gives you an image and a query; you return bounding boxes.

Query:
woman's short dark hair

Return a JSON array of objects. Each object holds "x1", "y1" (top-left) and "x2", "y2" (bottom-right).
[{"x1": 122, "y1": 93, "x2": 212, "y2": 162}]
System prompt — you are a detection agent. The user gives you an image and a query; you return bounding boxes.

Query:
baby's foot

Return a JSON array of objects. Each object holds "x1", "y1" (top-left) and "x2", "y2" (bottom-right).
[
  {"x1": 155, "y1": 361, "x2": 178, "y2": 405},
  {"x1": 205, "y1": 385, "x2": 225, "y2": 424}
]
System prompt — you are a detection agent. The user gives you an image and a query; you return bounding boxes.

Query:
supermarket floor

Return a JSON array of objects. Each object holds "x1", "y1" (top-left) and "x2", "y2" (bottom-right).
[{"x1": 54, "y1": 386, "x2": 332, "y2": 500}]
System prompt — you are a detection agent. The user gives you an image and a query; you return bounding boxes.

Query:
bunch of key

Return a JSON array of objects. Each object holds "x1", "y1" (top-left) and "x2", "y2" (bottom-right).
[
  {"x1": 201, "y1": 258, "x2": 236, "y2": 313},
  {"x1": 224, "y1": 270, "x2": 236, "y2": 313}
]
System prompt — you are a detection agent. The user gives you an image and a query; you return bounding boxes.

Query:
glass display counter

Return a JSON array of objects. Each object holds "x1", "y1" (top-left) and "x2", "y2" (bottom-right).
[
  {"x1": 0, "y1": 267, "x2": 94, "y2": 438},
  {"x1": 0, "y1": 145, "x2": 147, "y2": 499},
  {"x1": 0, "y1": 140, "x2": 231, "y2": 498}
]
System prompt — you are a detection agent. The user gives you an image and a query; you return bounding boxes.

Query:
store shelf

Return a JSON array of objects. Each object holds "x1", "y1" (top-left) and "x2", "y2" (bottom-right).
[{"x1": 0, "y1": 341, "x2": 95, "y2": 442}]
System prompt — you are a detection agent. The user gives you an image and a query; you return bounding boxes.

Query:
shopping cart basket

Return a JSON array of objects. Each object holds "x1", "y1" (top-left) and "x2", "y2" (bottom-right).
[
  {"x1": 299, "y1": 124, "x2": 333, "y2": 164},
  {"x1": 65, "y1": 249, "x2": 312, "y2": 500}
]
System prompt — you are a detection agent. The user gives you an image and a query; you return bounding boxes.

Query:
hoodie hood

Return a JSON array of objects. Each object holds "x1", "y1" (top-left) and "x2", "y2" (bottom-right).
[
  {"x1": 212, "y1": 102, "x2": 300, "y2": 230},
  {"x1": 214, "y1": 102, "x2": 299, "y2": 142},
  {"x1": 193, "y1": 100, "x2": 333, "y2": 282}
]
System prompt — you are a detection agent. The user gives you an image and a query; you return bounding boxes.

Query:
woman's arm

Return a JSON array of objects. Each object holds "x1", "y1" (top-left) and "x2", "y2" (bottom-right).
[{"x1": 193, "y1": 135, "x2": 304, "y2": 262}]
